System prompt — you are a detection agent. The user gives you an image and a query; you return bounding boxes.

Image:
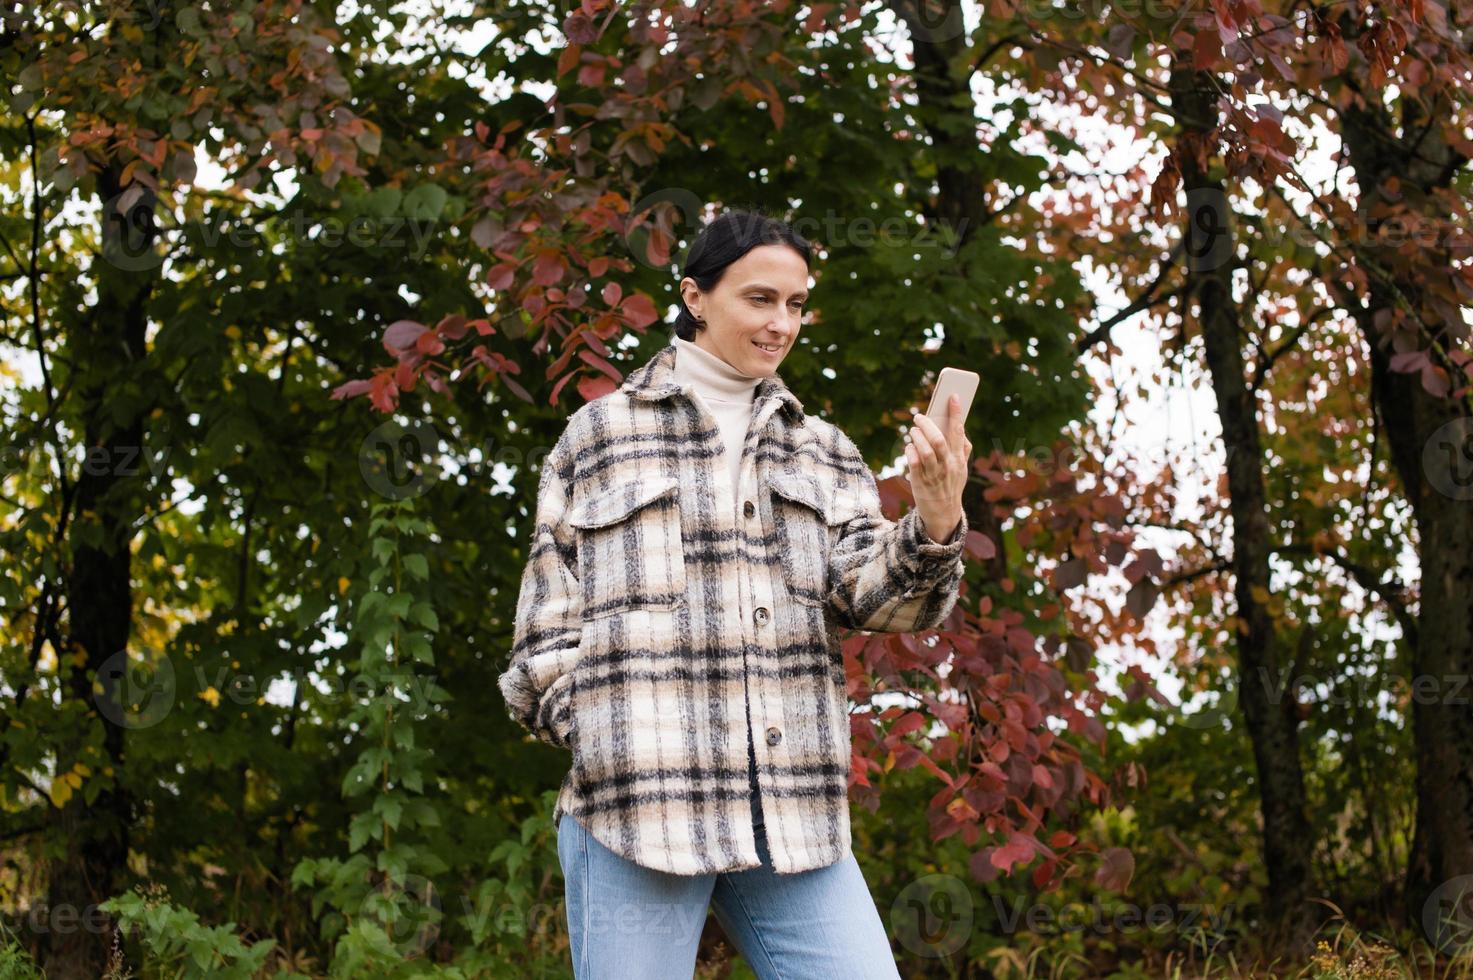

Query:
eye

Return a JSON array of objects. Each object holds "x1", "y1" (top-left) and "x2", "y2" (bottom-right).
[{"x1": 749, "y1": 295, "x2": 769, "y2": 304}]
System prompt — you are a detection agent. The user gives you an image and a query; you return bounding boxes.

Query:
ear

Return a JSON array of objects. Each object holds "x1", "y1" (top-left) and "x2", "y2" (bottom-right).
[{"x1": 680, "y1": 281, "x2": 703, "y2": 319}]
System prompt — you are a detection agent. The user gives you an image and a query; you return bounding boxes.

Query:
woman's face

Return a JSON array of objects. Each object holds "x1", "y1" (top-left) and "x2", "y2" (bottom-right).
[{"x1": 680, "y1": 244, "x2": 809, "y2": 377}]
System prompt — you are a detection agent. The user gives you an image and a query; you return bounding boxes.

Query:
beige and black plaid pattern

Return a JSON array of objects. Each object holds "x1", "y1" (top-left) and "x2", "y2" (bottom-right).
[{"x1": 497, "y1": 340, "x2": 968, "y2": 875}]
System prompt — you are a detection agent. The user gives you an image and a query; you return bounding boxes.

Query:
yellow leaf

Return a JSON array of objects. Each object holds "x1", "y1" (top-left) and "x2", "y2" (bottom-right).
[
  {"x1": 199, "y1": 686, "x2": 220, "y2": 708},
  {"x1": 49, "y1": 779, "x2": 72, "y2": 808},
  {"x1": 74, "y1": 763, "x2": 91, "y2": 777},
  {"x1": 338, "y1": 577, "x2": 350, "y2": 594},
  {"x1": 64, "y1": 770, "x2": 83, "y2": 789},
  {"x1": 225, "y1": 325, "x2": 242, "y2": 340},
  {"x1": 883, "y1": 749, "x2": 896, "y2": 773}
]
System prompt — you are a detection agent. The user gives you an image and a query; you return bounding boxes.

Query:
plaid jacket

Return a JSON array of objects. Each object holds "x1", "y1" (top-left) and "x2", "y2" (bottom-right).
[{"x1": 497, "y1": 339, "x2": 969, "y2": 875}]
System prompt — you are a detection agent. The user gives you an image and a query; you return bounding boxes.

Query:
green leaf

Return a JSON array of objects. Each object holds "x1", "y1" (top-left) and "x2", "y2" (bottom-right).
[
  {"x1": 402, "y1": 184, "x2": 448, "y2": 221},
  {"x1": 410, "y1": 602, "x2": 438, "y2": 630},
  {"x1": 375, "y1": 794, "x2": 404, "y2": 830}
]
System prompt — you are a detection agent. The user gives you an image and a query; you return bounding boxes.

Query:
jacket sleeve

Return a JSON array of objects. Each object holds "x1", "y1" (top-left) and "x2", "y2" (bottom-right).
[
  {"x1": 496, "y1": 430, "x2": 581, "y2": 749},
  {"x1": 824, "y1": 428, "x2": 968, "y2": 634}
]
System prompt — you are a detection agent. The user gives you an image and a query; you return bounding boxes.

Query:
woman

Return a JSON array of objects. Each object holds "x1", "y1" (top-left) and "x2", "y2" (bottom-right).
[{"x1": 497, "y1": 210, "x2": 972, "y2": 978}]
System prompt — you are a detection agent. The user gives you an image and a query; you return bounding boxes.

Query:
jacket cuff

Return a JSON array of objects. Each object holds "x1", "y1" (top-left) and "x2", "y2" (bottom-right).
[
  {"x1": 534, "y1": 671, "x2": 575, "y2": 750},
  {"x1": 899, "y1": 507, "x2": 968, "y2": 581},
  {"x1": 498, "y1": 661, "x2": 540, "y2": 732}
]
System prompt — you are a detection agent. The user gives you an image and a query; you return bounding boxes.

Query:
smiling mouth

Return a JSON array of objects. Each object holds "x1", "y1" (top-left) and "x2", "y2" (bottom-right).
[{"x1": 752, "y1": 341, "x2": 782, "y2": 353}]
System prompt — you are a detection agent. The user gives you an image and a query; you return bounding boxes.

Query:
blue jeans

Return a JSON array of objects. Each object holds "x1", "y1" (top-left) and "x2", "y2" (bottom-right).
[{"x1": 556, "y1": 803, "x2": 903, "y2": 979}]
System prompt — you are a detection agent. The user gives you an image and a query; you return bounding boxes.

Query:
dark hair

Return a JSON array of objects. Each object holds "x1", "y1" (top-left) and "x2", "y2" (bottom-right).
[{"x1": 673, "y1": 208, "x2": 812, "y2": 341}]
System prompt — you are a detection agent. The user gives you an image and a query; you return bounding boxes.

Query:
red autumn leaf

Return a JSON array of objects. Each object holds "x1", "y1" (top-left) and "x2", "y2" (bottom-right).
[
  {"x1": 990, "y1": 833, "x2": 1036, "y2": 873},
  {"x1": 965, "y1": 530, "x2": 997, "y2": 560},
  {"x1": 577, "y1": 349, "x2": 621, "y2": 382},
  {"x1": 369, "y1": 372, "x2": 398, "y2": 413},
  {"x1": 414, "y1": 331, "x2": 445, "y2": 357},
  {"x1": 576, "y1": 373, "x2": 618, "y2": 402},
  {"x1": 557, "y1": 44, "x2": 580, "y2": 78},
  {"x1": 563, "y1": 10, "x2": 598, "y2": 44},
  {"x1": 1054, "y1": 557, "x2": 1090, "y2": 589},
  {"x1": 1421, "y1": 362, "x2": 1450, "y2": 397},
  {"x1": 1125, "y1": 577, "x2": 1160, "y2": 618},
  {"x1": 946, "y1": 795, "x2": 979, "y2": 822},
  {"x1": 602, "y1": 281, "x2": 623, "y2": 306},
  {"x1": 436, "y1": 314, "x2": 469, "y2": 340},
  {"x1": 1389, "y1": 349, "x2": 1428, "y2": 372},
  {"x1": 1193, "y1": 29, "x2": 1222, "y2": 70},
  {"x1": 486, "y1": 262, "x2": 517, "y2": 290},
  {"x1": 1095, "y1": 846, "x2": 1135, "y2": 892},
  {"x1": 620, "y1": 292, "x2": 658, "y2": 329},
  {"x1": 548, "y1": 369, "x2": 577, "y2": 407},
  {"x1": 532, "y1": 249, "x2": 566, "y2": 286},
  {"x1": 383, "y1": 319, "x2": 426, "y2": 353},
  {"x1": 969, "y1": 848, "x2": 1001, "y2": 883},
  {"x1": 329, "y1": 378, "x2": 373, "y2": 401},
  {"x1": 645, "y1": 226, "x2": 671, "y2": 267},
  {"x1": 500, "y1": 374, "x2": 532, "y2": 404},
  {"x1": 890, "y1": 711, "x2": 927, "y2": 738},
  {"x1": 578, "y1": 63, "x2": 606, "y2": 88}
]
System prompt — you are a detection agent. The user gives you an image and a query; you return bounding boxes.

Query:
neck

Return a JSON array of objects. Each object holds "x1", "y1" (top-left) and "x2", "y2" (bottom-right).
[{"x1": 673, "y1": 335, "x2": 762, "y2": 402}]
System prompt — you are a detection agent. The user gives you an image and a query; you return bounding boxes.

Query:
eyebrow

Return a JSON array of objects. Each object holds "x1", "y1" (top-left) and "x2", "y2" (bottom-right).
[{"x1": 742, "y1": 282, "x2": 809, "y2": 300}]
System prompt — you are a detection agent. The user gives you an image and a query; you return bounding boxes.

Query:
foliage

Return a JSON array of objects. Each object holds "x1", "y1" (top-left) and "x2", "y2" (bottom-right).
[{"x1": 2, "y1": 0, "x2": 1470, "y2": 975}]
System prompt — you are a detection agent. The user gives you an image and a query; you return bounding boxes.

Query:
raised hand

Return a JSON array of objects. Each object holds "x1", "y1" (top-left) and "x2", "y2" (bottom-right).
[{"x1": 902, "y1": 393, "x2": 972, "y2": 543}]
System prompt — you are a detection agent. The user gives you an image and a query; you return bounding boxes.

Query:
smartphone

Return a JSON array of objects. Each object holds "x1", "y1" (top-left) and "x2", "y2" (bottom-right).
[{"x1": 923, "y1": 367, "x2": 980, "y2": 431}]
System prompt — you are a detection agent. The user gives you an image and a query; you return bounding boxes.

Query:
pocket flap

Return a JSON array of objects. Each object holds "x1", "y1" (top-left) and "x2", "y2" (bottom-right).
[
  {"x1": 768, "y1": 471, "x2": 836, "y2": 523},
  {"x1": 568, "y1": 475, "x2": 679, "y2": 529}
]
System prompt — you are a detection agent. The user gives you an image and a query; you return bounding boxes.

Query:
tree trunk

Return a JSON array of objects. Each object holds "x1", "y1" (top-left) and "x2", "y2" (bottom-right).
[
  {"x1": 1169, "y1": 60, "x2": 1321, "y2": 957},
  {"x1": 43, "y1": 162, "x2": 156, "y2": 980},
  {"x1": 1337, "y1": 84, "x2": 1473, "y2": 947}
]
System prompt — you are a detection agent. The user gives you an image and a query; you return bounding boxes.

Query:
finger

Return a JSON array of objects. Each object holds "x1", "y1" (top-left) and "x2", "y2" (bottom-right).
[
  {"x1": 910, "y1": 409, "x2": 947, "y2": 451},
  {"x1": 948, "y1": 393, "x2": 965, "y2": 443},
  {"x1": 907, "y1": 424, "x2": 938, "y2": 471}
]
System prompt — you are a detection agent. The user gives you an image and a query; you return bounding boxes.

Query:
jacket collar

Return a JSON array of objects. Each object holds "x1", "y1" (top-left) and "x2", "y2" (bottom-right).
[{"x1": 621, "y1": 338, "x2": 805, "y2": 422}]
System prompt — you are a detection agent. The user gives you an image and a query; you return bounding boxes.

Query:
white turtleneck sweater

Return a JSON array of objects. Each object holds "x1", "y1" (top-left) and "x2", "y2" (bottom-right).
[{"x1": 672, "y1": 335, "x2": 762, "y2": 519}]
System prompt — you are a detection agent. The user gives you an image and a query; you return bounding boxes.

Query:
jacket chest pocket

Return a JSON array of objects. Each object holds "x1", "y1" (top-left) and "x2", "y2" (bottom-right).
[
  {"x1": 767, "y1": 471, "x2": 846, "y2": 608},
  {"x1": 568, "y1": 475, "x2": 687, "y2": 619}
]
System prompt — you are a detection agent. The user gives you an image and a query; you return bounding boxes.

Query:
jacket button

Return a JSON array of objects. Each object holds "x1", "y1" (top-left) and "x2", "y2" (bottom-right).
[
  {"x1": 765, "y1": 726, "x2": 781, "y2": 746},
  {"x1": 743, "y1": 500, "x2": 755, "y2": 517},
  {"x1": 754, "y1": 607, "x2": 769, "y2": 625}
]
